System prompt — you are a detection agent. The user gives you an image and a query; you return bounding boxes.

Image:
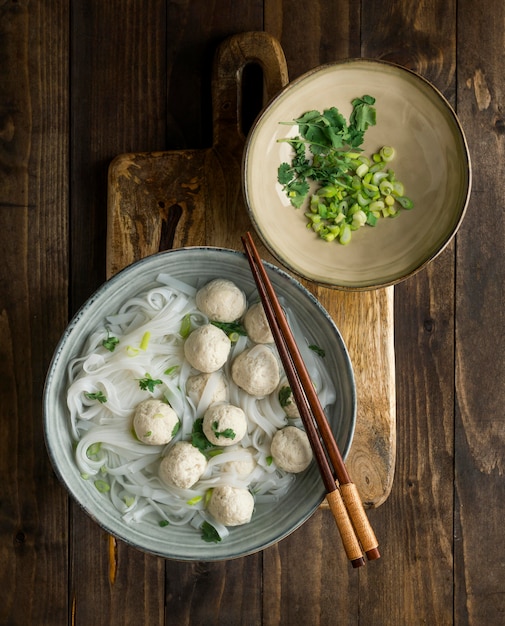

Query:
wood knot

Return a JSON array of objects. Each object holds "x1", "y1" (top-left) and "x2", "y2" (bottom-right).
[
  {"x1": 14, "y1": 530, "x2": 26, "y2": 546},
  {"x1": 423, "y1": 318, "x2": 434, "y2": 333},
  {"x1": 0, "y1": 115, "x2": 15, "y2": 142},
  {"x1": 495, "y1": 118, "x2": 505, "y2": 135}
]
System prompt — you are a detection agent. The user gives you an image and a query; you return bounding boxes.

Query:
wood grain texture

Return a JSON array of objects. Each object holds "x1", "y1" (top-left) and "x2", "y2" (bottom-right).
[
  {"x1": 3, "y1": 0, "x2": 505, "y2": 624},
  {"x1": 359, "y1": 2, "x2": 457, "y2": 623},
  {"x1": 0, "y1": 1, "x2": 70, "y2": 624},
  {"x1": 455, "y1": 0, "x2": 505, "y2": 621}
]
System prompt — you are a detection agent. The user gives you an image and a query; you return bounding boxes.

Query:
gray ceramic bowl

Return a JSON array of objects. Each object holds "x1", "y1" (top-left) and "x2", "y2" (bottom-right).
[
  {"x1": 44, "y1": 247, "x2": 356, "y2": 561},
  {"x1": 243, "y1": 59, "x2": 471, "y2": 290}
]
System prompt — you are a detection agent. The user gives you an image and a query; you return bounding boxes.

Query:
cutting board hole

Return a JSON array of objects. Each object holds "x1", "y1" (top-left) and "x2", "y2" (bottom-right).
[{"x1": 241, "y1": 62, "x2": 264, "y2": 136}]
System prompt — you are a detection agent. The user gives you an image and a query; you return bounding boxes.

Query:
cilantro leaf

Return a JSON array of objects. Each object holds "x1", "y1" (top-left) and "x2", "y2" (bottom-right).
[
  {"x1": 102, "y1": 333, "x2": 119, "y2": 352},
  {"x1": 138, "y1": 373, "x2": 163, "y2": 392},
  {"x1": 211, "y1": 421, "x2": 236, "y2": 440},
  {"x1": 308, "y1": 344, "x2": 326, "y2": 358},
  {"x1": 277, "y1": 162, "x2": 295, "y2": 185},
  {"x1": 85, "y1": 391, "x2": 107, "y2": 403},
  {"x1": 278, "y1": 385, "x2": 293, "y2": 408},
  {"x1": 201, "y1": 521, "x2": 221, "y2": 543},
  {"x1": 210, "y1": 321, "x2": 247, "y2": 336},
  {"x1": 350, "y1": 95, "x2": 377, "y2": 133},
  {"x1": 191, "y1": 418, "x2": 213, "y2": 452},
  {"x1": 171, "y1": 421, "x2": 181, "y2": 438}
]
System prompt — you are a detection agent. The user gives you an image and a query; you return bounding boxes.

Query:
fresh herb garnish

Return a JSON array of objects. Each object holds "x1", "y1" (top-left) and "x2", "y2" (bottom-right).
[
  {"x1": 278, "y1": 96, "x2": 413, "y2": 244},
  {"x1": 278, "y1": 385, "x2": 293, "y2": 408},
  {"x1": 201, "y1": 521, "x2": 221, "y2": 543},
  {"x1": 85, "y1": 391, "x2": 107, "y2": 403},
  {"x1": 171, "y1": 421, "x2": 181, "y2": 438},
  {"x1": 138, "y1": 373, "x2": 163, "y2": 392},
  {"x1": 309, "y1": 344, "x2": 326, "y2": 358},
  {"x1": 210, "y1": 320, "x2": 247, "y2": 340},
  {"x1": 211, "y1": 421, "x2": 236, "y2": 440},
  {"x1": 102, "y1": 332, "x2": 119, "y2": 352},
  {"x1": 164, "y1": 365, "x2": 179, "y2": 376},
  {"x1": 191, "y1": 418, "x2": 213, "y2": 452},
  {"x1": 159, "y1": 519, "x2": 170, "y2": 528}
]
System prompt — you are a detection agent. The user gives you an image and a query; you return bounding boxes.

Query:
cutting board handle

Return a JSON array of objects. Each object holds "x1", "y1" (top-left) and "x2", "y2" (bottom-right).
[{"x1": 211, "y1": 31, "x2": 289, "y2": 152}]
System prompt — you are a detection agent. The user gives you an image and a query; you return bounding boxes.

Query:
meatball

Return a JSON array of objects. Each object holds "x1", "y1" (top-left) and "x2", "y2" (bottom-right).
[
  {"x1": 243, "y1": 302, "x2": 274, "y2": 344},
  {"x1": 231, "y1": 345, "x2": 280, "y2": 397},
  {"x1": 195, "y1": 278, "x2": 246, "y2": 323},
  {"x1": 186, "y1": 371, "x2": 229, "y2": 407},
  {"x1": 208, "y1": 484, "x2": 255, "y2": 526},
  {"x1": 203, "y1": 402, "x2": 247, "y2": 447},
  {"x1": 159, "y1": 441, "x2": 208, "y2": 489},
  {"x1": 277, "y1": 380, "x2": 300, "y2": 419},
  {"x1": 270, "y1": 426, "x2": 313, "y2": 473},
  {"x1": 184, "y1": 323, "x2": 231, "y2": 373},
  {"x1": 133, "y1": 398, "x2": 180, "y2": 445}
]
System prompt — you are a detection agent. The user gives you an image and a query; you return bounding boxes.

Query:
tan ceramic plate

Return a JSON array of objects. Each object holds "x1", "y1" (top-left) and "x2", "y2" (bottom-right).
[{"x1": 243, "y1": 59, "x2": 471, "y2": 290}]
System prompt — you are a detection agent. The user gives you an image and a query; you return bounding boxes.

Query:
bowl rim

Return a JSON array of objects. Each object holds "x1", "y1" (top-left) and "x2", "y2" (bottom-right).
[
  {"x1": 43, "y1": 246, "x2": 357, "y2": 560},
  {"x1": 242, "y1": 57, "x2": 472, "y2": 291}
]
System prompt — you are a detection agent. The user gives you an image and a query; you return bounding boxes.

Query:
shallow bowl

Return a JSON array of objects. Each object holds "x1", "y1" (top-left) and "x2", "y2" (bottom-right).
[
  {"x1": 243, "y1": 59, "x2": 471, "y2": 289},
  {"x1": 44, "y1": 247, "x2": 356, "y2": 560}
]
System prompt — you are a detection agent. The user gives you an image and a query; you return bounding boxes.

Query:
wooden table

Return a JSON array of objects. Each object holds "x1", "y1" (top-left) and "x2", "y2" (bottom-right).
[{"x1": 1, "y1": 2, "x2": 503, "y2": 624}]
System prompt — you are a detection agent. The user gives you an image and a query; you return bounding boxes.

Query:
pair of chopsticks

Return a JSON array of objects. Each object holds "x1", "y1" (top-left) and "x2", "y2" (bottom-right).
[{"x1": 241, "y1": 232, "x2": 379, "y2": 568}]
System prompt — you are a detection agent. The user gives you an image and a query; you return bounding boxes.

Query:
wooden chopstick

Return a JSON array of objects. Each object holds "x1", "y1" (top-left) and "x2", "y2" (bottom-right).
[{"x1": 241, "y1": 232, "x2": 380, "y2": 567}]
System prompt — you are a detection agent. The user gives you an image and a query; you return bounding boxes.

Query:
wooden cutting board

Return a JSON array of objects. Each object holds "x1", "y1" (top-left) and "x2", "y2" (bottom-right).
[{"x1": 106, "y1": 31, "x2": 395, "y2": 508}]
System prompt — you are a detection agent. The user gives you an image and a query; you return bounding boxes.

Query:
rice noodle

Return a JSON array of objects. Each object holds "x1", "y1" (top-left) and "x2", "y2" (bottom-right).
[{"x1": 66, "y1": 276, "x2": 336, "y2": 540}]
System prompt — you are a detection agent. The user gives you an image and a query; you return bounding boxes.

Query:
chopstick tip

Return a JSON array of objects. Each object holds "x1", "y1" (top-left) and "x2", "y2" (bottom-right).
[{"x1": 366, "y1": 547, "x2": 380, "y2": 561}]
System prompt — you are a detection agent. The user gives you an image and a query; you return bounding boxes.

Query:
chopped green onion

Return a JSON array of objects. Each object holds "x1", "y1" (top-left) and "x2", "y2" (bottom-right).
[
  {"x1": 140, "y1": 331, "x2": 151, "y2": 351},
  {"x1": 380, "y1": 146, "x2": 395, "y2": 161},
  {"x1": 187, "y1": 495, "x2": 203, "y2": 506},
  {"x1": 94, "y1": 479, "x2": 110, "y2": 493}
]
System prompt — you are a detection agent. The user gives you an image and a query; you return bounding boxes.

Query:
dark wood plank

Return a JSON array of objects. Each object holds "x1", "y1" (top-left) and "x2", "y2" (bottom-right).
[
  {"x1": 69, "y1": 3, "x2": 169, "y2": 624},
  {"x1": 70, "y1": 0, "x2": 169, "y2": 311},
  {"x1": 455, "y1": 1, "x2": 505, "y2": 622},
  {"x1": 358, "y1": 1, "x2": 458, "y2": 623},
  {"x1": 0, "y1": 1, "x2": 70, "y2": 624}
]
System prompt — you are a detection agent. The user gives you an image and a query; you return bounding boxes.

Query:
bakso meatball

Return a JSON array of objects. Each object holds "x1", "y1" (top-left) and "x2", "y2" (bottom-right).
[
  {"x1": 231, "y1": 345, "x2": 280, "y2": 397},
  {"x1": 184, "y1": 323, "x2": 231, "y2": 373},
  {"x1": 208, "y1": 484, "x2": 255, "y2": 526},
  {"x1": 270, "y1": 426, "x2": 313, "y2": 473},
  {"x1": 133, "y1": 398, "x2": 179, "y2": 445},
  {"x1": 222, "y1": 446, "x2": 257, "y2": 477},
  {"x1": 277, "y1": 380, "x2": 300, "y2": 419},
  {"x1": 196, "y1": 278, "x2": 246, "y2": 323},
  {"x1": 158, "y1": 441, "x2": 207, "y2": 489},
  {"x1": 186, "y1": 371, "x2": 229, "y2": 407},
  {"x1": 203, "y1": 402, "x2": 247, "y2": 447},
  {"x1": 243, "y1": 302, "x2": 274, "y2": 344}
]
